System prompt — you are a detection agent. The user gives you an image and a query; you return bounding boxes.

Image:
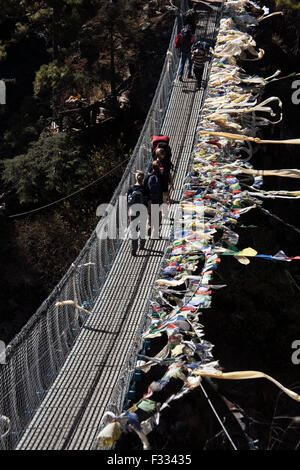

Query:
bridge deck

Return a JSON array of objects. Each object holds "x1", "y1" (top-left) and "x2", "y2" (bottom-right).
[{"x1": 16, "y1": 8, "x2": 220, "y2": 450}]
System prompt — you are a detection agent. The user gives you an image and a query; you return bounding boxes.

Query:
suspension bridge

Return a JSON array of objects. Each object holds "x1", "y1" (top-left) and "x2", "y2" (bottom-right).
[{"x1": 0, "y1": 1, "x2": 224, "y2": 450}]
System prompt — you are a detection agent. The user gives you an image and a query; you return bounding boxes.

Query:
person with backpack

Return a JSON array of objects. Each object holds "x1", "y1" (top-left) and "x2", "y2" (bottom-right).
[
  {"x1": 175, "y1": 24, "x2": 194, "y2": 81},
  {"x1": 149, "y1": 148, "x2": 174, "y2": 205},
  {"x1": 145, "y1": 160, "x2": 164, "y2": 238},
  {"x1": 191, "y1": 40, "x2": 212, "y2": 89},
  {"x1": 151, "y1": 135, "x2": 172, "y2": 162},
  {"x1": 127, "y1": 171, "x2": 148, "y2": 256}
]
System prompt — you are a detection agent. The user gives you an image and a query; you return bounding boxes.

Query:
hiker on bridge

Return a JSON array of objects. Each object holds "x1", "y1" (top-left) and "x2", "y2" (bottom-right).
[
  {"x1": 127, "y1": 171, "x2": 148, "y2": 256},
  {"x1": 175, "y1": 24, "x2": 194, "y2": 82},
  {"x1": 145, "y1": 160, "x2": 164, "y2": 239},
  {"x1": 191, "y1": 40, "x2": 211, "y2": 89},
  {"x1": 149, "y1": 147, "x2": 174, "y2": 205},
  {"x1": 151, "y1": 135, "x2": 172, "y2": 162}
]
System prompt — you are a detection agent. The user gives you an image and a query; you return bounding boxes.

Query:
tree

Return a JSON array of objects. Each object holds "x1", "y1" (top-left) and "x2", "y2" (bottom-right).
[
  {"x1": 1, "y1": 133, "x2": 90, "y2": 205},
  {"x1": 92, "y1": 0, "x2": 144, "y2": 102},
  {"x1": 33, "y1": 60, "x2": 73, "y2": 118}
]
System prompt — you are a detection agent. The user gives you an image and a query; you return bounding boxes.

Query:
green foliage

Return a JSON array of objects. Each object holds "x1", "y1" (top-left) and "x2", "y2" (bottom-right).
[
  {"x1": 0, "y1": 0, "x2": 25, "y2": 21},
  {"x1": 0, "y1": 0, "x2": 100, "y2": 65},
  {"x1": 275, "y1": 0, "x2": 300, "y2": 8},
  {"x1": 13, "y1": 22, "x2": 30, "y2": 40},
  {"x1": 1, "y1": 97, "x2": 51, "y2": 156},
  {"x1": 14, "y1": 210, "x2": 86, "y2": 289},
  {"x1": 34, "y1": 61, "x2": 72, "y2": 97},
  {"x1": 91, "y1": 140, "x2": 129, "y2": 177},
  {"x1": 2, "y1": 133, "x2": 90, "y2": 205},
  {"x1": 81, "y1": 0, "x2": 146, "y2": 97},
  {"x1": 3, "y1": 122, "x2": 39, "y2": 153},
  {"x1": 0, "y1": 42, "x2": 7, "y2": 62},
  {"x1": 28, "y1": 7, "x2": 53, "y2": 24}
]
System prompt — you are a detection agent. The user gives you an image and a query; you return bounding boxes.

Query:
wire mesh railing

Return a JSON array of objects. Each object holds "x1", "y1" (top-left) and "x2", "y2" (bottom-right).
[{"x1": 0, "y1": 1, "x2": 188, "y2": 451}]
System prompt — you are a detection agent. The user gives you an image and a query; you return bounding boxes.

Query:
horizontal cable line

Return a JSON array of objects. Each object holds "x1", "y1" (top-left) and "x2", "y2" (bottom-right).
[{"x1": 8, "y1": 157, "x2": 130, "y2": 219}]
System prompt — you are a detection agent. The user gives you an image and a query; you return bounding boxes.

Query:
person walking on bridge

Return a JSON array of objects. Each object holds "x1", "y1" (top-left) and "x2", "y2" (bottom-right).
[
  {"x1": 191, "y1": 40, "x2": 211, "y2": 89},
  {"x1": 175, "y1": 24, "x2": 194, "y2": 81},
  {"x1": 127, "y1": 171, "x2": 148, "y2": 256},
  {"x1": 149, "y1": 148, "x2": 174, "y2": 205},
  {"x1": 145, "y1": 160, "x2": 164, "y2": 239}
]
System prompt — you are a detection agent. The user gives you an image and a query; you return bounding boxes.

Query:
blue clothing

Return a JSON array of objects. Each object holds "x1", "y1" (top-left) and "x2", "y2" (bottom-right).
[{"x1": 178, "y1": 51, "x2": 193, "y2": 77}]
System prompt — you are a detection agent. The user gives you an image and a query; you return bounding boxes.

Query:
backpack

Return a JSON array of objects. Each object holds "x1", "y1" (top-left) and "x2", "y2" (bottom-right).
[
  {"x1": 152, "y1": 137, "x2": 171, "y2": 156},
  {"x1": 180, "y1": 25, "x2": 192, "y2": 53},
  {"x1": 147, "y1": 174, "x2": 161, "y2": 201},
  {"x1": 152, "y1": 135, "x2": 169, "y2": 148},
  {"x1": 193, "y1": 40, "x2": 211, "y2": 52},
  {"x1": 151, "y1": 135, "x2": 173, "y2": 169},
  {"x1": 128, "y1": 188, "x2": 144, "y2": 206},
  {"x1": 175, "y1": 33, "x2": 181, "y2": 49}
]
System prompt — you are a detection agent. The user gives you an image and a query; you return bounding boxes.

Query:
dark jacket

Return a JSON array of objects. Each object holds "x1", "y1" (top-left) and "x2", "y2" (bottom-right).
[
  {"x1": 148, "y1": 159, "x2": 171, "y2": 193},
  {"x1": 144, "y1": 172, "x2": 164, "y2": 204}
]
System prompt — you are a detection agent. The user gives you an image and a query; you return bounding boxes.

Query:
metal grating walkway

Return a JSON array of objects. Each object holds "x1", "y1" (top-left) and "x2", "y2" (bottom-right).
[{"x1": 16, "y1": 7, "x2": 220, "y2": 450}]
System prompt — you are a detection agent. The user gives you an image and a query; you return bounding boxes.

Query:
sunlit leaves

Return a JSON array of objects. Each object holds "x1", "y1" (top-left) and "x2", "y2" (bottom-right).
[{"x1": 34, "y1": 61, "x2": 72, "y2": 96}]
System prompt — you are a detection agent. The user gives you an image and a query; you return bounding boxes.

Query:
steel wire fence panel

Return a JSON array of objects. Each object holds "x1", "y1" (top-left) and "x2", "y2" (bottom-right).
[{"x1": 0, "y1": 3, "x2": 184, "y2": 450}]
